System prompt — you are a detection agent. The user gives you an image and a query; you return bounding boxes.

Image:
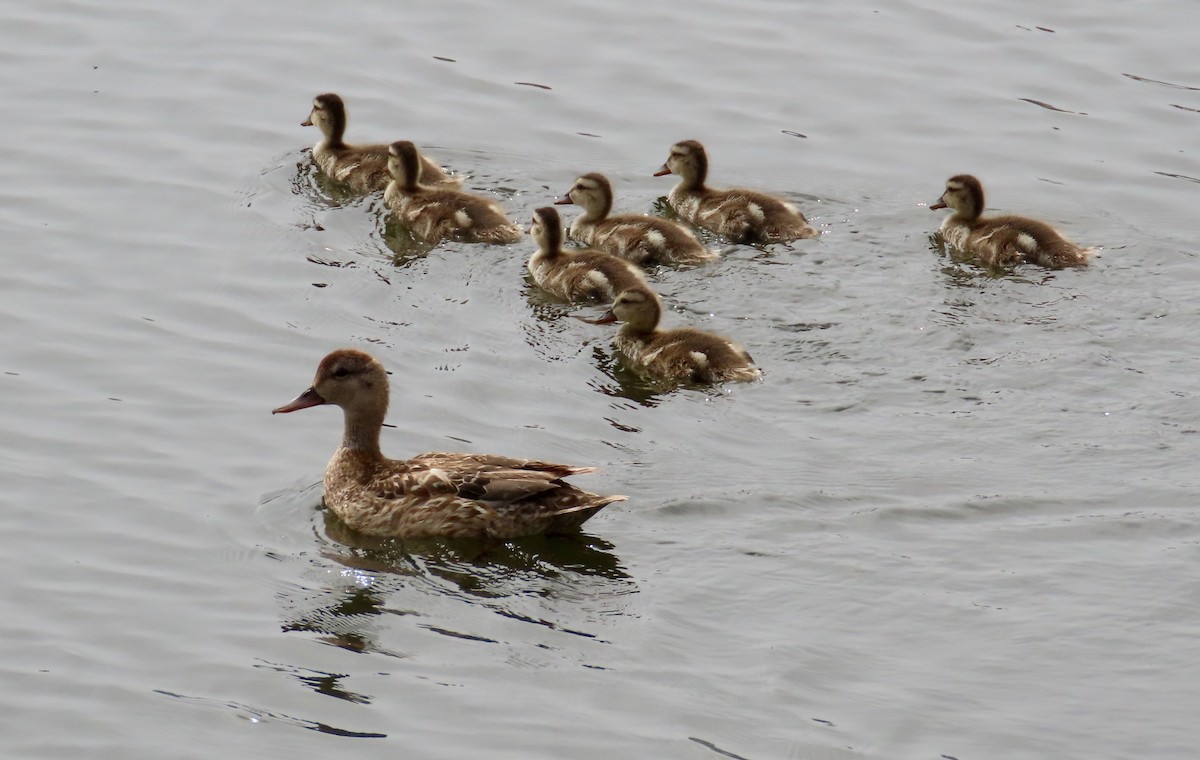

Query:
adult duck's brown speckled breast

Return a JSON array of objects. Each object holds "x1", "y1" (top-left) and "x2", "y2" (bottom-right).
[
  {"x1": 654, "y1": 140, "x2": 818, "y2": 245},
  {"x1": 930, "y1": 174, "x2": 1096, "y2": 269},
  {"x1": 302, "y1": 92, "x2": 460, "y2": 193},
  {"x1": 273, "y1": 349, "x2": 624, "y2": 539}
]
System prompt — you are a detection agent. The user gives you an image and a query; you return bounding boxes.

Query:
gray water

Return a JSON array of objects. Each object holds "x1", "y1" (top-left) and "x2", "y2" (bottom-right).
[{"x1": 3, "y1": 0, "x2": 1199, "y2": 757}]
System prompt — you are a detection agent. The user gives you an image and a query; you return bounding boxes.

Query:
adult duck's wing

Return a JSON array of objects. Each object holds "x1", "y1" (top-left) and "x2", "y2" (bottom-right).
[
  {"x1": 452, "y1": 468, "x2": 569, "y2": 503},
  {"x1": 411, "y1": 451, "x2": 597, "y2": 478}
]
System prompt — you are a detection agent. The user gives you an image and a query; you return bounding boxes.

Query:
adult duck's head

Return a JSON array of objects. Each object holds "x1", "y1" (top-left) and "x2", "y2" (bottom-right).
[
  {"x1": 930, "y1": 174, "x2": 984, "y2": 220},
  {"x1": 273, "y1": 349, "x2": 389, "y2": 420}
]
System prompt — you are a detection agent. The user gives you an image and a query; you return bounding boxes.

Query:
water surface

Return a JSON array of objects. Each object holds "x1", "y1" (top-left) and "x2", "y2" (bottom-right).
[{"x1": 2, "y1": 0, "x2": 1198, "y2": 758}]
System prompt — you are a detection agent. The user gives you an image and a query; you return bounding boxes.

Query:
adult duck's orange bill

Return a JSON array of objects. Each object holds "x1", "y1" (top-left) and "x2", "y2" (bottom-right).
[{"x1": 272, "y1": 387, "x2": 326, "y2": 414}]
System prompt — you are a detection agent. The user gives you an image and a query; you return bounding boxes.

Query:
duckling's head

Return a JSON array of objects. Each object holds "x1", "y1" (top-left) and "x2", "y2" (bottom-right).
[
  {"x1": 931, "y1": 174, "x2": 984, "y2": 220},
  {"x1": 273, "y1": 349, "x2": 389, "y2": 420},
  {"x1": 593, "y1": 287, "x2": 663, "y2": 333},
  {"x1": 302, "y1": 93, "x2": 347, "y2": 142},
  {"x1": 654, "y1": 140, "x2": 707, "y2": 186},
  {"x1": 555, "y1": 173, "x2": 614, "y2": 218},
  {"x1": 529, "y1": 207, "x2": 564, "y2": 252},
  {"x1": 388, "y1": 141, "x2": 423, "y2": 189}
]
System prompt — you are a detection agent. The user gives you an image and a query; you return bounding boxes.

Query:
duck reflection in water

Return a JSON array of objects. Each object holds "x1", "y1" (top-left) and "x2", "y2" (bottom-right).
[{"x1": 275, "y1": 504, "x2": 634, "y2": 658}]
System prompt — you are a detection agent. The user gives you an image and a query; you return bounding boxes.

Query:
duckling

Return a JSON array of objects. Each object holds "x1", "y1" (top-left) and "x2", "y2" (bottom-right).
[
  {"x1": 930, "y1": 174, "x2": 1095, "y2": 269},
  {"x1": 527, "y1": 207, "x2": 649, "y2": 302},
  {"x1": 593, "y1": 287, "x2": 761, "y2": 384},
  {"x1": 554, "y1": 173, "x2": 716, "y2": 266},
  {"x1": 302, "y1": 93, "x2": 459, "y2": 192},
  {"x1": 654, "y1": 140, "x2": 818, "y2": 244},
  {"x1": 384, "y1": 141, "x2": 522, "y2": 245},
  {"x1": 273, "y1": 348, "x2": 625, "y2": 539}
]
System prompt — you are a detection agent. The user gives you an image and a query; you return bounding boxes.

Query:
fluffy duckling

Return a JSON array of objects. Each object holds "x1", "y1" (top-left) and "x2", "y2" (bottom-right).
[
  {"x1": 527, "y1": 207, "x2": 649, "y2": 302},
  {"x1": 554, "y1": 173, "x2": 716, "y2": 266},
  {"x1": 593, "y1": 287, "x2": 761, "y2": 384},
  {"x1": 273, "y1": 349, "x2": 626, "y2": 539},
  {"x1": 302, "y1": 93, "x2": 459, "y2": 192},
  {"x1": 384, "y1": 141, "x2": 523, "y2": 245},
  {"x1": 930, "y1": 174, "x2": 1095, "y2": 269},
  {"x1": 654, "y1": 140, "x2": 818, "y2": 244}
]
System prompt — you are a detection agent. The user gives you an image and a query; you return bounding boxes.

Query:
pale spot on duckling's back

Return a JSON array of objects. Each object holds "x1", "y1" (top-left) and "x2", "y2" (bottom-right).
[
  {"x1": 644, "y1": 229, "x2": 668, "y2": 251},
  {"x1": 930, "y1": 174, "x2": 1095, "y2": 269},
  {"x1": 654, "y1": 140, "x2": 818, "y2": 245},
  {"x1": 583, "y1": 270, "x2": 613, "y2": 294}
]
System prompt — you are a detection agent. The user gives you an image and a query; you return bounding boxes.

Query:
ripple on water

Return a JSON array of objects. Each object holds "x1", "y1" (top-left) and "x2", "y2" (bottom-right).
[{"x1": 5, "y1": 0, "x2": 1200, "y2": 757}]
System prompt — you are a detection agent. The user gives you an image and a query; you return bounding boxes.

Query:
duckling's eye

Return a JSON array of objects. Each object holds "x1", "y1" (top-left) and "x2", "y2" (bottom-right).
[{"x1": 333, "y1": 367, "x2": 350, "y2": 379}]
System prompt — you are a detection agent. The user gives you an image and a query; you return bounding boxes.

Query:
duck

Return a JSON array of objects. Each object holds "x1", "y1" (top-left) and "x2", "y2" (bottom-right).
[
  {"x1": 930, "y1": 174, "x2": 1095, "y2": 269},
  {"x1": 527, "y1": 207, "x2": 650, "y2": 302},
  {"x1": 554, "y1": 173, "x2": 717, "y2": 266},
  {"x1": 384, "y1": 141, "x2": 523, "y2": 245},
  {"x1": 592, "y1": 287, "x2": 761, "y2": 384},
  {"x1": 654, "y1": 140, "x2": 818, "y2": 244},
  {"x1": 273, "y1": 349, "x2": 626, "y2": 539},
  {"x1": 302, "y1": 92, "x2": 459, "y2": 193}
]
